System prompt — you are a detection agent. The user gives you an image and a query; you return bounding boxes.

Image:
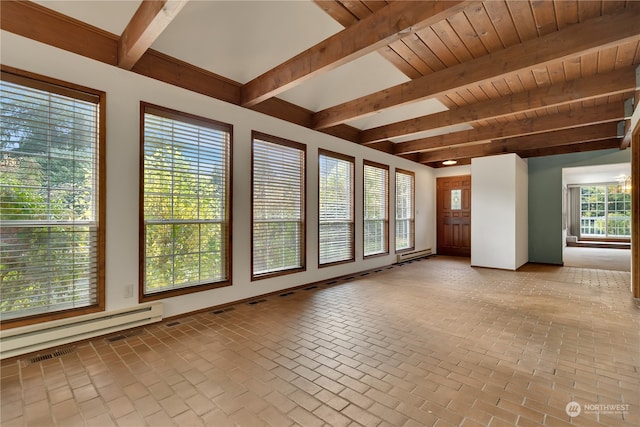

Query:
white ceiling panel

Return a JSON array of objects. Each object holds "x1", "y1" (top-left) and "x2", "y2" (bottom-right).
[
  {"x1": 347, "y1": 97, "x2": 450, "y2": 131},
  {"x1": 389, "y1": 123, "x2": 475, "y2": 143},
  {"x1": 32, "y1": 0, "x2": 141, "y2": 35},
  {"x1": 150, "y1": 0, "x2": 343, "y2": 84},
  {"x1": 278, "y1": 51, "x2": 409, "y2": 112}
]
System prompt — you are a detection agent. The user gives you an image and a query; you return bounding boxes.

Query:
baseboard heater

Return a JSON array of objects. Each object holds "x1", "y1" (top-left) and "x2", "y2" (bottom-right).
[
  {"x1": 396, "y1": 248, "x2": 432, "y2": 263},
  {"x1": 0, "y1": 302, "x2": 163, "y2": 360}
]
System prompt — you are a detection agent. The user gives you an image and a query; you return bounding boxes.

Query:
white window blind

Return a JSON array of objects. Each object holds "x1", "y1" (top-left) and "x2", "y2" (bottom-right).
[
  {"x1": 319, "y1": 150, "x2": 354, "y2": 265},
  {"x1": 252, "y1": 134, "x2": 305, "y2": 279},
  {"x1": 396, "y1": 169, "x2": 415, "y2": 252},
  {"x1": 364, "y1": 161, "x2": 389, "y2": 257},
  {"x1": 0, "y1": 72, "x2": 102, "y2": 322},
  {"x1": 142, "y1": 105, "x2": 230, "y2": 296}
]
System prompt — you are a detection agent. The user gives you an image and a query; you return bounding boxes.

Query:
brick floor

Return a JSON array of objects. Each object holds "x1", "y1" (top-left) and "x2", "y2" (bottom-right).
[{"x1": 1, "y1": 257, "x2": 638, "y2": 426}]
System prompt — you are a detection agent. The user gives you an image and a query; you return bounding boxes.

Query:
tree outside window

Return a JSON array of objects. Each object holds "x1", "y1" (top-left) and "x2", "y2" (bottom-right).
[
  {"x1": 141, "y1": 104, "x2": 231, "y2": 299},
  {"x1": 580, "y1": 184, "x2": 631, "y2": 238},
  {"x1": 1, "y1": 70, "x2": 104, "y2": 325}
]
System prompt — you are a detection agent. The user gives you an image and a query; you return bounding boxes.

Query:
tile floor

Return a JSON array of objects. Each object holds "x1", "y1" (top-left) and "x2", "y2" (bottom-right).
[{"x1": 1, "y1": 257, "x2": 638, "y2": 427}]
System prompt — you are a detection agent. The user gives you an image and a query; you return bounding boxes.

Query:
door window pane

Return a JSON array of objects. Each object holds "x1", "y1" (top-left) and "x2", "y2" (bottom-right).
[{"x1": 451, "y1": 189, "x2": 462, "y2": 210}]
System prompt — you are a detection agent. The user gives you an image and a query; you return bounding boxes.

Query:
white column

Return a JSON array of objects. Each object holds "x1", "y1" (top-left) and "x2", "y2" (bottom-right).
[{"x1": 471, "y1": 153, "x2": 528, "y2": 270}]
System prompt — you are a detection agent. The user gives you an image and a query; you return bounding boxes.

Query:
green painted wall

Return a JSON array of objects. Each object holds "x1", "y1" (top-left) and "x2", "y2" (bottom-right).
[{"x1": 528, "y1": 149, "x2": 631, "y2": 264}]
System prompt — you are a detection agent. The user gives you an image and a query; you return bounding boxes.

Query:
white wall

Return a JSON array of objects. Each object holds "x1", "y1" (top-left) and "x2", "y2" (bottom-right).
[
  {"x1": 515, "y1": 157, "x2": 529, "y2": 269},
  {"x1": 433, "y1": 165, "x2": 471, "y2": 178},
  {"x1": 1, "y1": 32, "x2": 435, "y2": 319},
  {"x1": 471, "y1": 154, "x2": 527, "y2": 270}
]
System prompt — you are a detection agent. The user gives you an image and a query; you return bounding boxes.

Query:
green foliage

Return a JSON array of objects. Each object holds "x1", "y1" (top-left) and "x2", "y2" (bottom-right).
[
  {"x1": 1, "y1": 81, "x2": 97, "y2": 319},
  {"x1": 142, "y1": 135, "x2": 225, "y2": 293},
  {"x1": 364, "y1": 165, "x2": 387, "y2": 256},
  {"x1": 0, "y1": 156, "x2": 45, "y2": 220},
  {"x1": 253, "y1": 221, "x2": 302, "y2": 275},
  {"x1": 579, "y1": 185, "x2": 630, "y2": 237},
  {"x1": 319, "y1": 155, "x2": 354, "y2": 263}
]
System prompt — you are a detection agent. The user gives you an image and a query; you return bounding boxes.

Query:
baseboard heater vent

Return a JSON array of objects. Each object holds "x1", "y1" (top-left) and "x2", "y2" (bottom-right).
[
  {"x1": 396, "y1": 248, "x2": 433, "y2": 263},
  {"x1": 25, "y1": 346, "x2": 77, "y2": 366},
  {"x1": 1, "y1": 302, "x2": 163, "y2": 360}
]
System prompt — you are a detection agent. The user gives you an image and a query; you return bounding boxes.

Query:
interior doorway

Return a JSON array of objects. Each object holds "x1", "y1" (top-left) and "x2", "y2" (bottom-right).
[
  {"x1": 436, "y1": 175, "x2": 471, "y2": 257},
  {"x1": 561, "y1": 162, "x2": 632, "y2": 273}
]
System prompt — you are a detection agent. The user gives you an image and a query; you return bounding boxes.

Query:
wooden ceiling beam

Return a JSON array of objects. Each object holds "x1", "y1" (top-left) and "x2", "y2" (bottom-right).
[
  {"x1": 312, "y1": 9, "x2": 640, "y2": 129},
  {"x1": 621, "y1": 89, "x2": 640, "y2": 149},
  {"x1": 422, "y1": 139, "x2": 622, "y2": 167},
  {"x1": 394, "y1": 102, "x2": 624, "y2": 155},
  {"x1": 3, "y1": 1, "x2": 634, "y2": 164},
  {"x1": 0, "y1": 0, "x2": 366, "y2": 144},
  {"x1": 118, "y1": 0, "x2": 188, "y2": 70},
  {"x1": 241, "y1": 0, "x2": 475, "y2": 107},
  {"x1": 0, "y1": 0, "x2": 118, "y2": 65},
  {"x1": 361, "y1": 67, "x2": 639, "y2": 144},
  {"x1": 621, "y1": 120, "x2": 632, "y2": 149},
  {"x1": 516, "y1": 138, "x2": 622, "y2": 159},
  {"x1": 312, "y1": 0, "x2": 358, "y2": 27},
  {"x1": 416, "y1": 123, "x2": 619, "y2": 163},
  {"x1": 131, "y1": 49, "x2": 241, "y2": 105},
  {"x1": 493, "y1": 124, "x2": 619, "y2": 152}
]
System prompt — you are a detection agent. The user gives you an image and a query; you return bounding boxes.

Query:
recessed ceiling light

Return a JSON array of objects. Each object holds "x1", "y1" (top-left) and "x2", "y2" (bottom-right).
[{"x1": 442, "y1": 160, "x2": 457, "y2": 166}]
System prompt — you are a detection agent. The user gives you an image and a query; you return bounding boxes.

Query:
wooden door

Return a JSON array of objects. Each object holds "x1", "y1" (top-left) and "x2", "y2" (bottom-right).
[{"x1": 437, "y1": 175, "x2": 471, "y2": 257}]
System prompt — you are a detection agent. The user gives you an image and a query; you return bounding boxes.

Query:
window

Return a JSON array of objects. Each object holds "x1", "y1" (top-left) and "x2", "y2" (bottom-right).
[
  {"x1": 363, "y1": 161, "x2": 389, "y2": 257},
  {"x1": 252, "y1": 132, "x2": 305, "y2": 279},
  {"x1": 395, "y1": 169, "x2": 415, "y2": 252},
  {"x1": 141, "y1": 104, "x2": 231, "y2": 299},
  {"x1": 580, "y1": 184, "x2": 631, "y2": 238},
  {"x1": 0, "y1": 68, "x2": 105, "y2": 326},
  {"x1": 451, "y1": 189, "x2": 462, "y2": 210},
  {"x1": 319, "y1": 150, "x2": 354, "y2": 266}
]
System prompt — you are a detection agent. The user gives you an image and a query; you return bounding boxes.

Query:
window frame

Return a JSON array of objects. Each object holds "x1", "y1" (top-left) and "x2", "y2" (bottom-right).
[
  {"x1": 251, "y1": 131, "x2": 306, "y2": 280},
  {"x1": 0, "y1": 66, "x2": 106, "y2": 329},
  {"x1": 318, "y1": 149, "x2": 355, "y2": 267},
  {"x1": 395, "y1": 168, "x2": 415, "y2": 253},
  {"x1": 139, "y1": 102, "x2": 232, "y2": 301},
  {"x1": 363, "y1": 160, "x2": 389, "y2": 258},
  {"x1": 579, "y1": 183, "x2": 631, "y2": 239}
]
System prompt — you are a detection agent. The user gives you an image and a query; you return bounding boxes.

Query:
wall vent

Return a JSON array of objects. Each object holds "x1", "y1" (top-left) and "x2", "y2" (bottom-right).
[
  {"x1": 212, "y1": 307, "x2": 235, "y2": 315},
  {"x1": 23, "y1": 346, "x2": 76, "y2": 366}
]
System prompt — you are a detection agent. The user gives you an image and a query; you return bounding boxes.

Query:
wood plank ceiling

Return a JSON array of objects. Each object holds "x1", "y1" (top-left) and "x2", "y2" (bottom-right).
[
  {"x1": 314, "y1": 0, "x2": 640, "y2": 166},
  {"x1": 2, "y1": 0, "x2": 639, "y2": 167}
]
